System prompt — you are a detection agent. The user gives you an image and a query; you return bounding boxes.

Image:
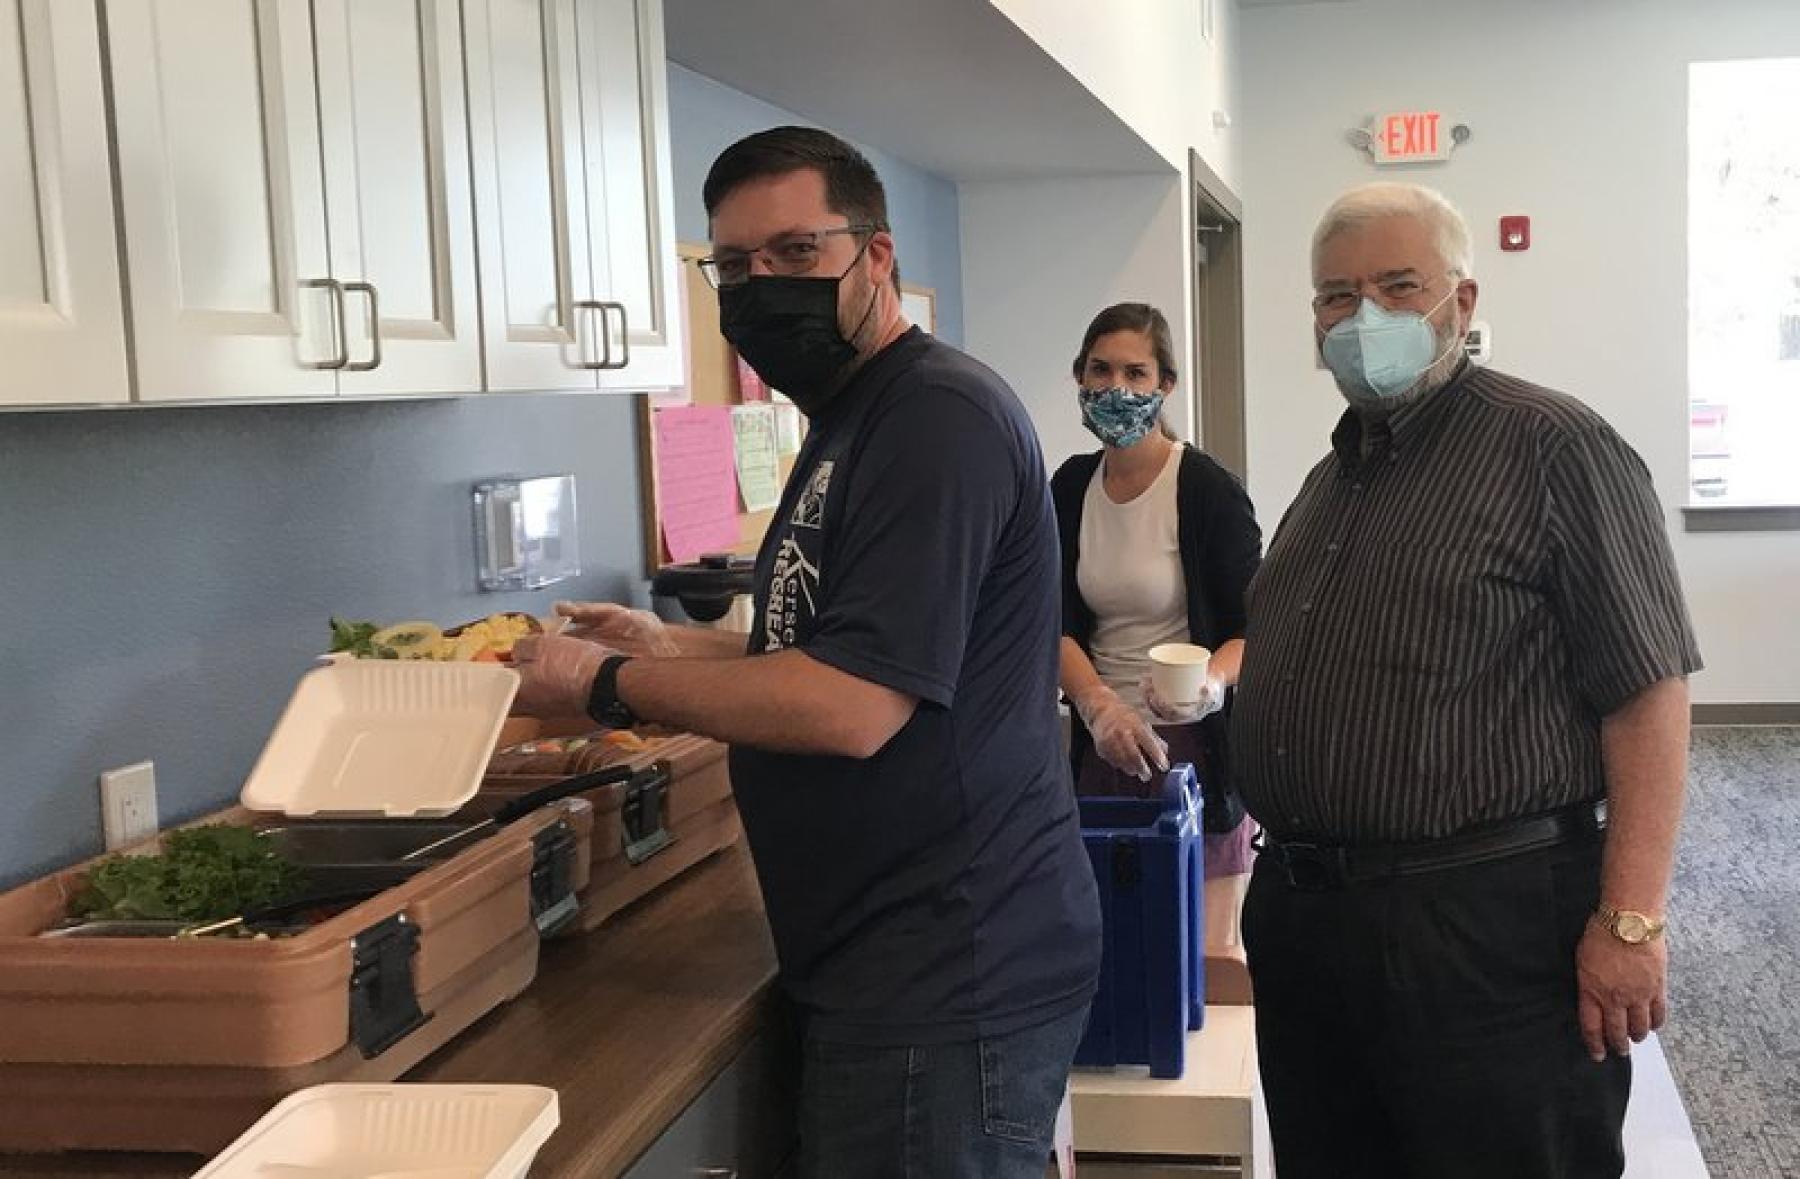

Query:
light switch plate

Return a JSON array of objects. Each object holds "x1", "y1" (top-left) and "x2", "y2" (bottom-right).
[{"x1": 100, "y1": 761, "x2": 159, "y2": 850}]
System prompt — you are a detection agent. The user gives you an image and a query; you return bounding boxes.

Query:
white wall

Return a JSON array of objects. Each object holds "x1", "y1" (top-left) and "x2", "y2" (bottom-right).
[
  {"x1": 961, "y1": 173, "x2": 1189, "y2": 467},
  {"x1": 989, "y1": 0, "x2": 1239, "y2": 187},
  {"x1": 1239, "y1": 0, "x2": 1800, "y2": 704},
  {"x1": 968, "y1": 0, "x2": 1247, "y2": 474}
]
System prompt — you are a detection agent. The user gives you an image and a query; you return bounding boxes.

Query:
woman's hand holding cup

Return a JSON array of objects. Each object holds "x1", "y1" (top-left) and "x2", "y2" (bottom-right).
[{"x1": 1143, "y1": 643, "x2": 1220, "y2": 724}]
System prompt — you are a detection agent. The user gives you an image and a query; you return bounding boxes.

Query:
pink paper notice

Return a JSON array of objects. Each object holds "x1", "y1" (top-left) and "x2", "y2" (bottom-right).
[
  {"x1": 736, "y1": 355, "x2": 771, "y2": 402},
  {"x1": 655, "y1": 406, "x2": 741, "y2": 562}
]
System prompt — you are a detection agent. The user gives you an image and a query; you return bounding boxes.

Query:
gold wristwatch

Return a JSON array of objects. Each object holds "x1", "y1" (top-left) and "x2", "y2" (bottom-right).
[{"x1": 1594, "y1": 903, "x2": 1666, "y2": 945}]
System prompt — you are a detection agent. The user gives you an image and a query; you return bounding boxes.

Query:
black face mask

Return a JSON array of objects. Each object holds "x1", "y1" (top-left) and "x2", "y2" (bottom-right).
[{"x1": 718, "y1": 272, "x2": 876, "y2": 417}]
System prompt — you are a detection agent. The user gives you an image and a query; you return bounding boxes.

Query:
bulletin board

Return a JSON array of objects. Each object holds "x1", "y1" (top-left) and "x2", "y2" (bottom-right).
[
  {"x1": 637, "y1": 243, "x2": 803, "y2": 574},
  {"x1": 900, "y1": 281, "x2": 937, "y2": 334}
]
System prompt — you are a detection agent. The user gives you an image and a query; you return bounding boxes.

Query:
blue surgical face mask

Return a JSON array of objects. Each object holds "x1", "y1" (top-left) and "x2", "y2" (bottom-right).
[
  {"x1": 1320, "y1": 290, "x2": 1457, "y2": 407},
  {"x1": 1079, "y1": 386, "x2": 1165, "y2": 448}
]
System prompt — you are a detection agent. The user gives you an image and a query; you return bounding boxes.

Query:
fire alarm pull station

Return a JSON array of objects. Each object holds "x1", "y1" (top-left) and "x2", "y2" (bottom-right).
[{"x1": 1500, "y1": 216, "x2": 1531, "y2": 251}]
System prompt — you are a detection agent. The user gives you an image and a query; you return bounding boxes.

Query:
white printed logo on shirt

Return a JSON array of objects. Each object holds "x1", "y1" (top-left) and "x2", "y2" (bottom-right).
[
  {"x1": 765, "y1": 461, "x2": 832, "y2": 652},
  {"x1": 792, "y1": 461, "x2": 834, "y2": 530},
  {"x1": 763, "y1": 536, "x2": 820, "y2": 653}
]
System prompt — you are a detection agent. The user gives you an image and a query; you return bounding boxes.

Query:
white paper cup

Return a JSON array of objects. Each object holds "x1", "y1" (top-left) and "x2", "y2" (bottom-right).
[{"x1": 1148, "y1": 642, "x2": 1212, "y2": 706}]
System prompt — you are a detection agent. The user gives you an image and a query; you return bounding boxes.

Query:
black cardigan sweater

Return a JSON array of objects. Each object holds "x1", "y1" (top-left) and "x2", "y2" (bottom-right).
[{"x1": 1050, "y1": 445, "x2": 1263, "y2": 830}]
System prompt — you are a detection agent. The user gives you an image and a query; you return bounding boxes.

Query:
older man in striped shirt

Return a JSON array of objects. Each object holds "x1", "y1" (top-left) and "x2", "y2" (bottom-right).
[{"x1": 1231, "y1": 183, "x2": 1700, "y2": 1178}]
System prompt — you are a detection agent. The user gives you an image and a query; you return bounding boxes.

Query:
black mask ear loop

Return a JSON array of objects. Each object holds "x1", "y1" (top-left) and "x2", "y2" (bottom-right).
[{"x1": 841, "y1": 232, "x2": 883, "y2": 349}]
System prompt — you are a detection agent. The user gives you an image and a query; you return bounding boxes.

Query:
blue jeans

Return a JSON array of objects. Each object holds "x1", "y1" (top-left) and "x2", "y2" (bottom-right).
[{"x1": 797, "y1": 1004, "x2": 1087, "y2": 1179}]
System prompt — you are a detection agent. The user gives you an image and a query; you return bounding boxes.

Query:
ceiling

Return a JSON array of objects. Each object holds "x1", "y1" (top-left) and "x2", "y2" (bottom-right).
[{"x1": 662, "y1": 0, "x2": 1170, "y2": 181}]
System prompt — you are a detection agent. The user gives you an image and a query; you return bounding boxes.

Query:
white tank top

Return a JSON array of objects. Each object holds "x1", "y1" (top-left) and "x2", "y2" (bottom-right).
[{"x1": 1076, "y1": 446, "x2": 1189, "y2": 718}]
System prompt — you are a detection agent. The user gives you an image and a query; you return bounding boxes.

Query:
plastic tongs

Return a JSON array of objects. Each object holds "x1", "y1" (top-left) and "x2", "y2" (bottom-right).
[
  {"x1": 181, "y1": 765, "x2": 635, "y2": 938},
  {"x1": 397, "y1": 763, "x2": 637, "y2": 862}
]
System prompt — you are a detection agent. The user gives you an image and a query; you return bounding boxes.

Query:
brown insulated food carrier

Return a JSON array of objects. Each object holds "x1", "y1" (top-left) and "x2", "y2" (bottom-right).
[
  {"x1": 0, "y1": 799, "x2": 592, "y2": 1154},
  {"x1": 0, "y1": 660, "x2": 596, "y2": 1155},
  {"x1": 482, "y1": 730, "x2": 740, "y2": 931}
]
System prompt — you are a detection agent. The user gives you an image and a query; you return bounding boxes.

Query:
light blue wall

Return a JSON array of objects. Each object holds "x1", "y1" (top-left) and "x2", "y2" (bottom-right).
[
  {"x1": 666, "y1": 64, "x2": 964, "y2": 346},
  {"x1": 0, "y1": 396, "x2": 645, "y2": 888}
]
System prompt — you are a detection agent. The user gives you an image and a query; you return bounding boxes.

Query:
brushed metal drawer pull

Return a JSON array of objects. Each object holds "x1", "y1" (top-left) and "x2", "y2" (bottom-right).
[
  {"x1": 300, "y1": 277, "x2": 347, "y2": 370},
  {"x1": 343, "y1": 281, "x2": 382, "y2": 371}
]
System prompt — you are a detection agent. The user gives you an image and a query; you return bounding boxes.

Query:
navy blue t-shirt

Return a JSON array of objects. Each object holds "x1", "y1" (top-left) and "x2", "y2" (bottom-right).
[{"x1": 730, "y1": 328, "x2": 1102, "y2": 1046}]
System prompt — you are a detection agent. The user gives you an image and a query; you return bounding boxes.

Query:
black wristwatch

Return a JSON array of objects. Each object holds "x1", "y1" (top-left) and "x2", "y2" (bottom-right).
[{"x1": 586, "y1": 654, "x2": 637, "y2": 729}]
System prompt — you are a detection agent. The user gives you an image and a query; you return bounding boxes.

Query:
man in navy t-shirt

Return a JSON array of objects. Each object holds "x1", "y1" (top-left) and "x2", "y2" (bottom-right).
[{"x1": 512, "y1": 126, "x2": 1102, "y2": 1178}]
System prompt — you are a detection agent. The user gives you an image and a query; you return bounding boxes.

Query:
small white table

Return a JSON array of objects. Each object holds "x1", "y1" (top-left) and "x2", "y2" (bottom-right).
[{"x1": 1069, "y1": 1005, "x2": 1273, "y2": 1178}]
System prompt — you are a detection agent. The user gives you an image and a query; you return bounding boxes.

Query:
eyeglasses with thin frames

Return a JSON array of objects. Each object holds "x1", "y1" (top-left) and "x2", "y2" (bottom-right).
[
  {"x1": 1311, "y1": 272, "x2": 1457, "y2": 319},
  {"x1": 695, "y1": 224, "x2": 884, "y2": 289}
]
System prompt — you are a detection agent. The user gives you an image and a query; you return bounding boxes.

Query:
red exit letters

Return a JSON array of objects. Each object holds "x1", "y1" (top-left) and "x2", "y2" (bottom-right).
[{"x1": 1373, "y1": 111, "x2": 1449, "y2": 163}]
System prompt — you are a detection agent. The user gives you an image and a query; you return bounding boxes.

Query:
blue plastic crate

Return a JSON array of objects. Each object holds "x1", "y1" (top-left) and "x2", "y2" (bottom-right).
[{"x1": 1074, "y1": 764, "x2": 1205, "y2": 1079}]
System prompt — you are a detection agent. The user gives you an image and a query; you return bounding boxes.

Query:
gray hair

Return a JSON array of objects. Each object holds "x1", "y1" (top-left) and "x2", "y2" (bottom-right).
[{"x1": 1310, "y1": 183, "x2": 1474, "y2": 281}]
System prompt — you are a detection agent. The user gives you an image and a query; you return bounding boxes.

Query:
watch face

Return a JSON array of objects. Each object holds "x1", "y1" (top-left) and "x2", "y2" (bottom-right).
[{"x1": 1617, "y1": 912, "x2": 1651, "y2": 943}]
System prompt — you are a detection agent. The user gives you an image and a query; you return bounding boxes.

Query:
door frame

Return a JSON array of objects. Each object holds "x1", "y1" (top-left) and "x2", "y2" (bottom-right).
[{"x1": 1188, "y1": 149, "x2": 1248, "y2": 482}]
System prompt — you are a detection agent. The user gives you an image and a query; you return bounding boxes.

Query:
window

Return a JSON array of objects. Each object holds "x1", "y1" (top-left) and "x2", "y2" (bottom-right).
[{"x1": 1688, "y1": 59, "x2": 1800, "y2": 507}]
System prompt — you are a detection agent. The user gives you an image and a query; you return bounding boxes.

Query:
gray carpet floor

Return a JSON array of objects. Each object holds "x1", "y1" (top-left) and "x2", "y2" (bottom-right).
[{"x1": 1661, "y1": 726, "x2": 1800, "y2": 1179}]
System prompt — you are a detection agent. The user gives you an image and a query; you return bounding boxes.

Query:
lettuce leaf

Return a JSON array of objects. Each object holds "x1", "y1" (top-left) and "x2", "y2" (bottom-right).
[{"x1": 72, "y1": 825, "x2": 304, "y2": 924}]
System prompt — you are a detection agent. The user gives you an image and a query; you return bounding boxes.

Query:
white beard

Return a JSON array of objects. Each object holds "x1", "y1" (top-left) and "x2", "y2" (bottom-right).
[{"x1": 1347, "y1": 312, "x2": 1466, "y2": 420}]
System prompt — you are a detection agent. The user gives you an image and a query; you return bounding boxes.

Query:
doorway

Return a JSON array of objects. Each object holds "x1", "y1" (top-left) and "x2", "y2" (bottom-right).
[{"x1": 1188, "y1": 149, "x2": 1247, "y2": 481}]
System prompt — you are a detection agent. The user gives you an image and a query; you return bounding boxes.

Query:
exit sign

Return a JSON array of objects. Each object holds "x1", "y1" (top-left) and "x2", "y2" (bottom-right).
[{"x1": 1371, "y1": 111, "x2": 1450, "y2": 163}]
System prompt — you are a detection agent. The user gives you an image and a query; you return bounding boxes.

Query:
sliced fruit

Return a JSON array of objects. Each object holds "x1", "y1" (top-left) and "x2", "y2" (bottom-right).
[
  {"x1": 370, "y1": 621, "x2": 444, "y2": 660},
  {"x1": 448, "y1": 631, "x2": 489, "y2": 662}
]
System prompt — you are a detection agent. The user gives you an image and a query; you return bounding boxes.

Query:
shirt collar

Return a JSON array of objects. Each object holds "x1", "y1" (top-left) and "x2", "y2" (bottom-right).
[
  {"x1": 1331, "y1": 359, "x2": 1473, "y2": 471},
  {"x1": 810, "y1": 326, "x2": 925, "y2": 425}
]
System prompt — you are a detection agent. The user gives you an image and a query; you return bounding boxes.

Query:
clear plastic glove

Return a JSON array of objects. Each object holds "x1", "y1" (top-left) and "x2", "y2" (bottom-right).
[
  {"x1": 1141, "y1": 671, "x2": 1226, "y2": 725},
  {"x1": 510, "y1": 633, "x2": 615, "y2": 717},
  {"x1": 555, "y1": 600, "x2": 681, "y2": 658},
  {"x1": 1074, "y1": 685, "x2": 1169, "y2": 782}
]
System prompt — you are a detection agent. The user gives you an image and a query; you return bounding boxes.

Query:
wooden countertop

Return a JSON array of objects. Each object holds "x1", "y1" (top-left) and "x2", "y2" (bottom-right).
[{"x1": 2, "y1": 842, "x2": 780, "y2": 1178}]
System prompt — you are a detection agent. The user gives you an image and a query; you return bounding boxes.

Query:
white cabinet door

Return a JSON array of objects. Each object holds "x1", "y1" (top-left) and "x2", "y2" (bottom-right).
[
  {"x1": 109, "y1": 0, "x2": 337, "y2": 402},
  {"x1": 464, "y1": 0, "x2": 600, "y2": 392},
  {"x1": 578, "y1": 0, "x2": 684, "y2": 391},
  {"x1": 0, "y1": 0, "x2": 127, "y2": 406},
  {"x1": 314, "y1": 0, "x2": 481, "y2": 395}
]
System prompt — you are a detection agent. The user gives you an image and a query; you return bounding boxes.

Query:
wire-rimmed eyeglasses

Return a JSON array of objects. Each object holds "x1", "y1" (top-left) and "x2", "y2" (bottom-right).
[{"x1": 695, "y1": 224, "x2": 885, "y2": 289}]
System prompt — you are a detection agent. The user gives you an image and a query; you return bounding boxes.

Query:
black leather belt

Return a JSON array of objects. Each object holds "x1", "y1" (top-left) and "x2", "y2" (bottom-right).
[{"x1": 1254, "y1": 801, "x2": 1607, "y2": 891}]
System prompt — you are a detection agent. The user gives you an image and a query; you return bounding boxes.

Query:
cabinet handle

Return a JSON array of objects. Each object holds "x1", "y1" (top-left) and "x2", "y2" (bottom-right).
[
  {"x1": 599, "y1": 300, "x2": 631, "y2": 370},
  {"x1": 300, "y1": 278, "x2": 348, "y2": 370},
  {"x1": 572, "y1": 299, "x2": 609, "y2": 370},
  {"x1": 343, "y1": 282, "x2": 382, "y2": 371}
]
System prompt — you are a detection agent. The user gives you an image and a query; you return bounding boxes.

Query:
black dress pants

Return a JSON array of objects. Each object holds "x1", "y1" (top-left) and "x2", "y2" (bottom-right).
[{"x1": 1242, "y1": 838, "x2": 1631, "y2": 1179}]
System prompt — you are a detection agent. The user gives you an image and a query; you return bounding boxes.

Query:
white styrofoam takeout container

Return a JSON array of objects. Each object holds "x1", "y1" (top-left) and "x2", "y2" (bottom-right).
[
  {"x1": 240, "y1": 660, "x2": 520, "y2": 819},
  {"x1": 192, "y1": 1083, "x2": 560, "y2": 1179}
]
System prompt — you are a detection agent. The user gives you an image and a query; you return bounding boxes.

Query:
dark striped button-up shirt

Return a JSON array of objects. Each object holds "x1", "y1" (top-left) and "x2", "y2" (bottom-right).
[{"x1": 1231, "y1": 364, "x2": 1701, "y2": 843}]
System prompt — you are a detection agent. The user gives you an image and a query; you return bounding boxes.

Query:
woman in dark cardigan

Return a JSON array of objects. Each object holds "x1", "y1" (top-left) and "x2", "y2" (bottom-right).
[{"x1": 1052, "y1": 303, "x2": 1264, "y2": 938}]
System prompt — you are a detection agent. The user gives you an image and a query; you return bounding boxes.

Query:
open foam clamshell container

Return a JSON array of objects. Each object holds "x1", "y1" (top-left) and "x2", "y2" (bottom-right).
[
  {"x1": 194, "y1": 1083, "x2": 560, "y2": 1179},
  {"x1": 0, "y1": 661, "x2": 593, "y2": 1155},
  {"x1": 481, "y1": 730, "x2": 740, "y2": 931}
]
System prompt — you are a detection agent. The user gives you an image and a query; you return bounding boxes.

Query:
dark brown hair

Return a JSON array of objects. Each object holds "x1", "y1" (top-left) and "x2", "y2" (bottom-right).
[
  {"x1": 1072, "y1": 302, "x2": 1179, "y2": 385},
  {"x1": 1074, "y1": 302, "x2": 1180, "y2": 440},
  {"x1": 704, "y1": 126, "x2": 899, "y2": 290}
]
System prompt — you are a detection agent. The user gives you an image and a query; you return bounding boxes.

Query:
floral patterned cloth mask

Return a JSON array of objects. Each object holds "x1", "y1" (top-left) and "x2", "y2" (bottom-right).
[{"x1": 1078, "y1": 386, "x2": 1166, "y2": 448}]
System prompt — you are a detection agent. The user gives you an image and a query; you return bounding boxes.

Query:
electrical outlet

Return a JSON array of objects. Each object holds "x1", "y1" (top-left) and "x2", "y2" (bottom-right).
[{"x1": 100, "y1": 761, "x2": 159, "y2": 850}]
